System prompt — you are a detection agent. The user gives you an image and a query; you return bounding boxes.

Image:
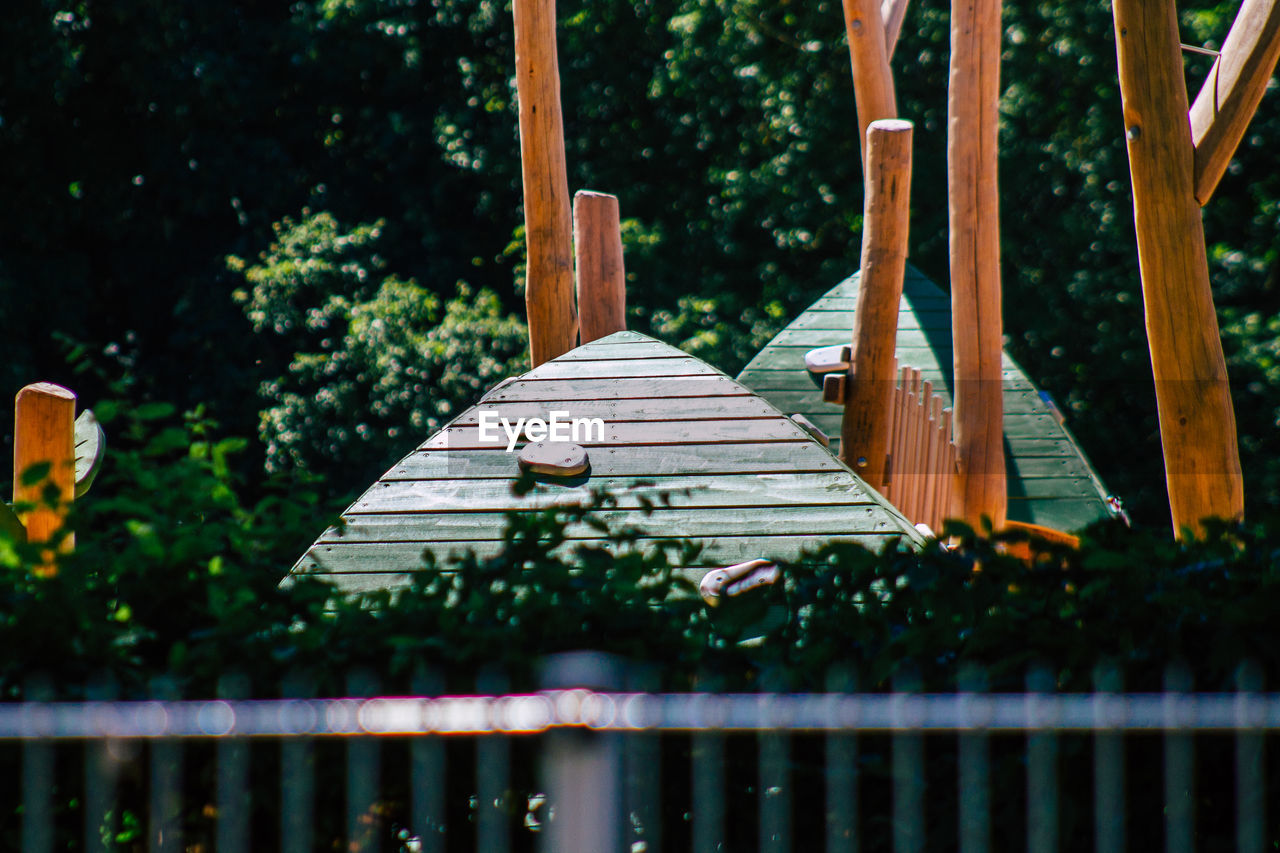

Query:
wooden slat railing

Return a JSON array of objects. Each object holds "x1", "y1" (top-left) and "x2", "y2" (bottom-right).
[{"x1": 881, "y1": 365, "x2": 958, "y2": 532}]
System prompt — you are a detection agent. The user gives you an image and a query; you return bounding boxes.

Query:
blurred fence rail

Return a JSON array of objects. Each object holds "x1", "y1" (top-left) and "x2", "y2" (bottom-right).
[{"x1": 3, "y1": 664, "x2": 1276, "y2": 852}]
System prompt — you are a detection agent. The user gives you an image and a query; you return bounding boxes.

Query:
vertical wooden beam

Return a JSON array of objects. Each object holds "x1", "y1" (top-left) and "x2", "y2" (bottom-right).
[
  {"x1": 514, "y1": 0, "x2": 576, "y2": 366},
  {"x1": 948, "y1": 0, "x2": 1007, "y2": 530},
  {"x1": 1112, "y1": 0, "x2": 1244, "y2": 536},
  {"x1": 14, "y1": 383, "x2": 76, "y2": 572},
  {"x1": 842, "y1": 120, "x2": 913, "y2": 492},
  {"x1": 842, "y1": 0, "x2": 898, "y2": 168},
  {"x1": 1189, "y1": 0, "x2": 1280, "y2": 205},
  {"x1": 573, "y1": 190, "x2": 627, "y2": 344},
  {"x1": 881, "y1": 0, "x2": 913, "y2": 60}
]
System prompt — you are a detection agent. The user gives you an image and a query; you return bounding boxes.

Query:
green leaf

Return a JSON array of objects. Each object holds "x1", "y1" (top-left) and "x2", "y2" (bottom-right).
[
  {"x1": 133, "y1": 402, "x2": 176, "y2": 421},
  {"x1": 19, "y1": 462, "x2": 52, "y2": 487}
]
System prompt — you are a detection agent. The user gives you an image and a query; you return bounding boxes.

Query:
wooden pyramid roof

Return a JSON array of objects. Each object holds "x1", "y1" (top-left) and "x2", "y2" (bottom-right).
[
  {"x1": 290, "y1": 331, "x2": 923, "y2": 595},
  {"x1": 737, "y1": 267, "x2": 1115, "y2": 532}
]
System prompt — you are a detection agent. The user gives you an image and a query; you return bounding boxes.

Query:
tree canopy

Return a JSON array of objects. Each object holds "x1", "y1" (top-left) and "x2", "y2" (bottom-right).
[{"x1": 1, "y1": 0, "x2": 1277, "y2": 523}]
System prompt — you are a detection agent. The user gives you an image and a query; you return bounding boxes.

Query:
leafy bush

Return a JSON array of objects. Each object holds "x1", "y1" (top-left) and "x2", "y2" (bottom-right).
[
  {"x1": 3, "y1": 400, "x2": 1280, "y2": 849},
  {"x1": 229, "y1": 210, "x2": 528, "y2": 490}
]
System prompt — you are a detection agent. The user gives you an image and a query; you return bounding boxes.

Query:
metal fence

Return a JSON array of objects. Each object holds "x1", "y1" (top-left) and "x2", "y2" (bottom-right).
[{"x1": 1, "y1": 659, "x2": 1275, "y2": 852}]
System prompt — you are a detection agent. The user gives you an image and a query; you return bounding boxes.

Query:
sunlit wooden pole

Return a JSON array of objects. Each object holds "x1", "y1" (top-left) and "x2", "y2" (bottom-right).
[
  {"x1": 948, "y1": 0, "x2": 1006, "y2": 530},
  {"x1": 842, "y1": 0, "x2": 898, "y2": 169},
  {"x1": 573, "y1": 190, "x2": 627, "y2": 344},
  {"x1": 842, "y1": 120, "x2": 913, "y2": 491},
  {"x1": 14, "y1": 383, "x2": 76, "y2": 574},
  {"x1": 1113, "y1": 0, "x2": 1244, "y2": 536},
  {"x1": 514, "y1": 0, "x2": 576, "y2": 366},
  {"x1": 1189, "y1": 0, "x2": 1280, "y2": 205}
]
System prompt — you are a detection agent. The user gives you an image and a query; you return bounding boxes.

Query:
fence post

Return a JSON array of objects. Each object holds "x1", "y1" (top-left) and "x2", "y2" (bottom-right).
[
  {"x1": 625, "y1": 663, "x2": 662, "y2": 853},
  {"x1": 1235, "y1": 660, "x2": 1264, "y2": 853},
  {"x1": 411, "y1": 665, "x2": 447, "y2": 853},
  {"x1": 1025, "y1": 664, "x2": 1058, "y2": 853},
  {"x1": 347, "y1": 669, "x2": 383, "y2": 853},
  {"x1": 958, "y1": 663, "x2": 990, "y2": 853},
  {"x1": 692, "y1": 670, "x2": 726, "y2": 853},
  {"x1": 281, "y1": 670, "x2": 316, "y2": 853},
  {"x1": 758, "y1": 666, "x2": 791, "y2": 853},
  {"x1": 826, "y1": 666, "x2": 858, "y2": 853},
  {"x1": 1092, "y1": 662, "x2": 1125, "y2": 853},
  {"x1": 84, "y1": 673, "x2": 120, "y2": 853},
  {"x1": 892, "y1": 669, "x2": 924, "y2": 853},
  {"x1": 539, "y1": 652, "x2": 625, "y2": 853},
  {"x1": 148, "y1": 676, "x2": 183, "y2": 853},
  {"x1": 21, "y1": 676, "x2": 53, "y2": 853},
  {"x1": 216, "y1": 672, "x2": 249, "y2": 853},
  {"x1": 1163, "y1": 663, "x2": 1194, "y2": 853},
  {"x1": 476, "y1": 666, "x2": 511, "y2": 853}
]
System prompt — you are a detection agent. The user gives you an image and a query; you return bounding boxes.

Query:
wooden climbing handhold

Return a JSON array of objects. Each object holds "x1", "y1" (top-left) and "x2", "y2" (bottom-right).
[
  {"x1": 822, "y1": 373, "x2": 847, "y2": 405},
  {"x1": 698, "y1": 559, "x2": 780, "y2": 607},
  {"x1": 804, "y1": 344, "x2": 851, "y2": 382},
  {"x1": 789, "y1": 414, "x2": 830, "y2": 448},
  {"x1": 74, "y1": 409, "x2": 106, "y2": 498},
  {"x1": 517, "y1": 441, "x2": 590, "y2": 477}
]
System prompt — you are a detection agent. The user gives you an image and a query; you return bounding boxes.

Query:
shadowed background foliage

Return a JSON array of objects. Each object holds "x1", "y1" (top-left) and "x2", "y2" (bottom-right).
[{"x1": 1, "y1": 0, "x2": 1277, "y2": 522}]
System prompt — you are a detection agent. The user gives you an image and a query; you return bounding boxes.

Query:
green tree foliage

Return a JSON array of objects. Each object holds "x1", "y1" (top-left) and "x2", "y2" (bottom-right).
[
  {"x1": 229, "y1": 211, "x2": 528, "y2": 483},
  {"x1": 1, "y1": 0, "x2": 1277, "y2": 524},
  {"x1": 2, "y1": 405, "x2": 1280, "y2": 847}
]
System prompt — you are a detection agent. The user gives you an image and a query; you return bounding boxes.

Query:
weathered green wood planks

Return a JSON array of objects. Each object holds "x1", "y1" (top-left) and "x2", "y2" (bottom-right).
[
  {"x1": 289, "y1": 331, "x2": 923, "y2": 592},
  {"x1": 736, "y1": 267, "x2": 1114, "y2": 531}
]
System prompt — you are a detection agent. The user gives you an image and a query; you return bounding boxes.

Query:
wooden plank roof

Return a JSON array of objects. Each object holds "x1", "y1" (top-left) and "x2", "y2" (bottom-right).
[
  {"x1": 291, "y1": 331, "x2": 923, "y2": 595},
  {"x1": 737, "y1": 267, "x2": 1115, "y2": 532}
]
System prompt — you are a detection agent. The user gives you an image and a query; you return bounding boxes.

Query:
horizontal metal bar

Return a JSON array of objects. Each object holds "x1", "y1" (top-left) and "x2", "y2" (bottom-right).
[
  {"x1": 3, "y1": 691, "x2": 1280, "y2": 739},
  {"x1": 1180, "y1": 43, "x2": 1221, "y2": 57}
]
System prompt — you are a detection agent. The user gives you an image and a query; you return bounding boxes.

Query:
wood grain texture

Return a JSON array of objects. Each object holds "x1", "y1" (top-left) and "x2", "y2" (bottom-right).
[
  {"x1": 14, "y1": 383, "x2": 77, "y2": 564},
  {"x1": 841, "y1": 120, "x2": 913, "y2": 490},
  {"x1": 574, "y1": 190, "x2": 627, "y2": 343},
  {"x1": 287, "y1": 332, "x2": 924, "y2": 589},
  {"x1": 1113, "y1": 0, "x2": 1245, "y2": 535},
  {"x1": 514, "y1": 0, "x2": 576, "y2": 366},
  {"x1": 881, "y1": 0, "x2": 912, "y2": 58},
  {"x1": 947, "y1": 0, "x2": 1007, "y2": 529},
  {"x1": 1189, "y1": 0, "x2": 1280, "y2": 204},
  {"x1": 842, "y1": 0, "x2": 898, "y2": 169},
  {"x1": 736, "y1": 268, "x2": 1115, "y2": 532}
]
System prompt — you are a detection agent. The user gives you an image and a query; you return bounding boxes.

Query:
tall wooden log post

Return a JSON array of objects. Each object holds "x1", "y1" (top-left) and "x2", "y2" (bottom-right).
[
  {"x1": 14, "y1": 383, "x2": 76, "y2": 574},
  {"x1": 842, "y1": 0, "x2": 898, "y2": 167},
  {"x1": 513, "y1": 0, "x2": 576, "y2": 366},
  {"x1": 948, "y1": 0, "x2": 1006, "y2": 530},
  {"x1": 1112, "y1": 0, "x2": 1244, "y2": 536},
  {"x1": 881, "y1": 0, "x2": 913, "y2": 60},
  {"x1": 573, "y1": 190, "x2": 627, "y2": 344},
  {"x1": 1189, "y1": 0, "x2": 1280, "y2": 205},
  {"x1": 842, "y1": 120, "x2": 914, "y2": 491}
]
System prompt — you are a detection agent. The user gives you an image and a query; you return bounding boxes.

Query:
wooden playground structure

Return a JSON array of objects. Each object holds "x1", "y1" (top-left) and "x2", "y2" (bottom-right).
[
  {"x1": 499, "y1": 0, "x2": 1279, "y2": 542},
  {"x1": 282, "y1": 0, "x2": 1280, "y2": 592},
  {"x1": 11, "y1": 0, "x2": 1280, "y2": 587}
]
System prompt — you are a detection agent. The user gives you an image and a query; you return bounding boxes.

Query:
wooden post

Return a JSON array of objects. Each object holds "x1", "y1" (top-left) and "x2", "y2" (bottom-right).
[
  {"x1": 573, "y1": 190, "x2": 627, "y2": 344},
  {"x1": 842, "y1": 0, "x2": 898, "y2": 168},
  {"x1": 1113, "y1": 0, "x2": 1244, "y2": 536},
  {"x1": 514, "y1": 0, "x2": 576, "y2": 366},
  {"x1": 841, "y1": 120, "x2": 913, "y2": 492},
  {"x1": 881, "y1": 0, "x2": 913, "y2": 60},
  {"x1": 1189, "y1": 0, "x2": 1280, "y2": 205},
  {"x1": 14, "y1": 383, "x2": 76, "y2": 572},
  {"x1": 948, "y1": 0, "x2": 1007, "y2": 531}
]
